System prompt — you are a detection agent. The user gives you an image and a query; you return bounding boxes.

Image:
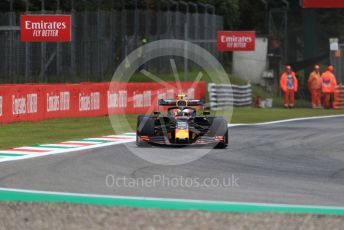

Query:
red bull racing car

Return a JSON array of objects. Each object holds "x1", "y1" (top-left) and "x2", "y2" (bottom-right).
[{"x1": 136, "y1": 94, "x2": 228, "y2": 148}]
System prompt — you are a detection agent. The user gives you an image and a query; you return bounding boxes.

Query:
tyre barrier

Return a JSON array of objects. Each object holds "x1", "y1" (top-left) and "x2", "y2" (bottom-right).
[
  {"x1": 208, "y1": 83, "x2": 252, "y2": 110},
  {"x1": 334, "y1": 85, "x2": 344, "y2": 109}
]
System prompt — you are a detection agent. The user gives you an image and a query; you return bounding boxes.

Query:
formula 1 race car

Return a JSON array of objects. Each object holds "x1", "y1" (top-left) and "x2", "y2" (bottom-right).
[{"x1": 136, "y1": 94, "x2": 228, "y2": 148}]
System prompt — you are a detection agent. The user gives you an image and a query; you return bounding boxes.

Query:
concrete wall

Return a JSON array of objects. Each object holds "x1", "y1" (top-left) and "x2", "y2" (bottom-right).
[{"x1": 232, "y1": 37, "x2": 268, "y2": 84}]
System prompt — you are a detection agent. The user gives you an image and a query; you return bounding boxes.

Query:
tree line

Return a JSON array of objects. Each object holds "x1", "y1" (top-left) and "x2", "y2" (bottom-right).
[{"x1": 0, "y1": 0, "x2": 267, "y2": 31}]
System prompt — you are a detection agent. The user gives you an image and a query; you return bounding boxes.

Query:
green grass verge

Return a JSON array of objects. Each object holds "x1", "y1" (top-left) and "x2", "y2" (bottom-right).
[
  {"x1": 0, "y1": 116, "x2": 133, "y2": 149},
  {"x1": 1, "y1": 108, "x2": 344, "y2": 149},
  {"x1": 230, "y1": 108, "x2": 344, "y2": 123}
]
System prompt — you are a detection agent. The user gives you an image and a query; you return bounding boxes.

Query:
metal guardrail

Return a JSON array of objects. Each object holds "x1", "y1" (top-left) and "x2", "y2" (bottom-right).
[{"x1": 208, "y1": 83, "x2": 252, "y2": 110}]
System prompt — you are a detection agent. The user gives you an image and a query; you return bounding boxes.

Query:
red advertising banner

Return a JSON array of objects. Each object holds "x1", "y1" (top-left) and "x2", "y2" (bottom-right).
[
  {"x1": 302, "y1": 0, "x2": 344, "y2": 8},
  {"x1": 20, "y1": 15, "x2": 71, "y2": 42},
  {"x1": 217, "y1": 31, "x2": 255, "y2": 52},
  {"x1": 0, "y1": 82, "x2": 206, "y2": 124}
]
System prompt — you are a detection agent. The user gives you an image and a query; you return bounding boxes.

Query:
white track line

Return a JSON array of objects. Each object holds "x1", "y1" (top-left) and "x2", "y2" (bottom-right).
[{"x1": 228, "y1": 114, "x2": 344, "y2": 127}]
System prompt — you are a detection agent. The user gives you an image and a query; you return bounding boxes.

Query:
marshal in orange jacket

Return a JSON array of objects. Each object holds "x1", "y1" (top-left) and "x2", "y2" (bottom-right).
[
  {"x1": 308, "y1": 71, "x2": 322, "y2": 90},
  {"x1": 280, "y1": 72, "x2": 298, "y2": 93},
  {"x1": 321, "y1": 70, "x2": 337, "y2": 93}
]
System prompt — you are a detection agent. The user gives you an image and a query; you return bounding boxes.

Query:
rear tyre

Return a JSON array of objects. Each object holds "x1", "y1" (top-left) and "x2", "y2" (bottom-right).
[
  {"x1": 136, "y1": 115, "x2": 155, "y2": 147},
  {"x1": 208, "y1": 117, "x2": 228, "y2": 149}
]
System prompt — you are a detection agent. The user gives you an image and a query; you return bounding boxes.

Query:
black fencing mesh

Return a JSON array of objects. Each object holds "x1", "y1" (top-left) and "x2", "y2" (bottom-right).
[{"x1": 0, "y1": 9, "x2": 223, "y2": 83}]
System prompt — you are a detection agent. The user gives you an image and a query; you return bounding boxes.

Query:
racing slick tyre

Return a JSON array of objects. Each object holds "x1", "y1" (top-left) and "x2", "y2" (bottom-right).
[
  {"x1": 136, "y1": 115, "x2": 155, "y2": 147},
  {"x1": 208, "y1": 117, "x2": 228, "y2": 149}
]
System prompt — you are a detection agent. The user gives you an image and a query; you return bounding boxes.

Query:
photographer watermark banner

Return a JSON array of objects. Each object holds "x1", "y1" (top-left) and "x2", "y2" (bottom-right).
[
  {"x1": 20, "y1": 15, "x2": 71, "y2": 42},
  {"x1": 217, "y1": 31, "x2": 255, "y2": 52}
]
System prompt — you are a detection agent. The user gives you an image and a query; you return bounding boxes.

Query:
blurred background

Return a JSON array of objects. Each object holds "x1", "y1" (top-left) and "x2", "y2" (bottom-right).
[{"x1": 0, "y1": 0, "x2": 344, "y2": 99}]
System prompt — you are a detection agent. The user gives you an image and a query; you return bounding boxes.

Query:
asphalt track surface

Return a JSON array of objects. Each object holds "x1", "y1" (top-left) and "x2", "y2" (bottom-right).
[{"x1": 1, "y1": 117, "x2": 344, "y2": 207}]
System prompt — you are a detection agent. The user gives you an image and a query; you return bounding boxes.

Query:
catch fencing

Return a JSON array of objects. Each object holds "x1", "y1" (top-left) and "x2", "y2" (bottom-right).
[
  {"x1": 208, "y1": 83, "x2": 252, "y2": 110},
  {"x1": 0, "y1": 81, "x2": 205, "y2": 124},
  {"x1": 330, "y1": 44, "x2": 344, "y2": 85},
  {"x1": 0, "y1": 8, "x2": 223, "y2": 84}
]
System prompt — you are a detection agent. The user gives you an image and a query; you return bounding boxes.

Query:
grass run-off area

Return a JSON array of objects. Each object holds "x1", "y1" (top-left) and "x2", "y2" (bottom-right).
[{"x1": 1, "y1": 108, "x2": 344, "y2": 149}]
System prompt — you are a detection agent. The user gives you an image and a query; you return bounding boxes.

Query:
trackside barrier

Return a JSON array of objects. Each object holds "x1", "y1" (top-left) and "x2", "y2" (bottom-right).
[
  {"x1": 334, "y1": 85, "x2": 344, "y2": 109},
  {"x1": 0, "y1": 81, "x2": 206, "y2": 124},
  {"x1": 208, "y1": 83, "x2": 252, "y2": 110}
]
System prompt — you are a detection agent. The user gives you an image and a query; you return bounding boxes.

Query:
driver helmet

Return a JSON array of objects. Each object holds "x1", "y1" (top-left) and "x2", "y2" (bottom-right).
[{"x1": 182, "y1": 109, "x2": 191, "y2": 116}]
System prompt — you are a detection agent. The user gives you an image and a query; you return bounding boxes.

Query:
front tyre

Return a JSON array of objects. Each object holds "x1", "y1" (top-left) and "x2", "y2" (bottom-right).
[
  {"x1": 136, "y1": 115, "x2": 154, "y2": 147},
  {"x1": 208, "y1": 117, "x2": 228, "y2": 149}
]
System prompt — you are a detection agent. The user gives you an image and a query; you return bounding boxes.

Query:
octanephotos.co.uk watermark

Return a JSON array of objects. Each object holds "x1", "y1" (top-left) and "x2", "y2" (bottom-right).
[{"x1": 105, "y1": 174, "x2": 239, "y2": 189}]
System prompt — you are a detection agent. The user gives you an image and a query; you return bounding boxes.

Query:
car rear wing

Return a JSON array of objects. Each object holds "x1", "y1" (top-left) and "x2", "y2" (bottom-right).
[{"x1": 158, "y1": 99, "x2": 205, "y2": 106}]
